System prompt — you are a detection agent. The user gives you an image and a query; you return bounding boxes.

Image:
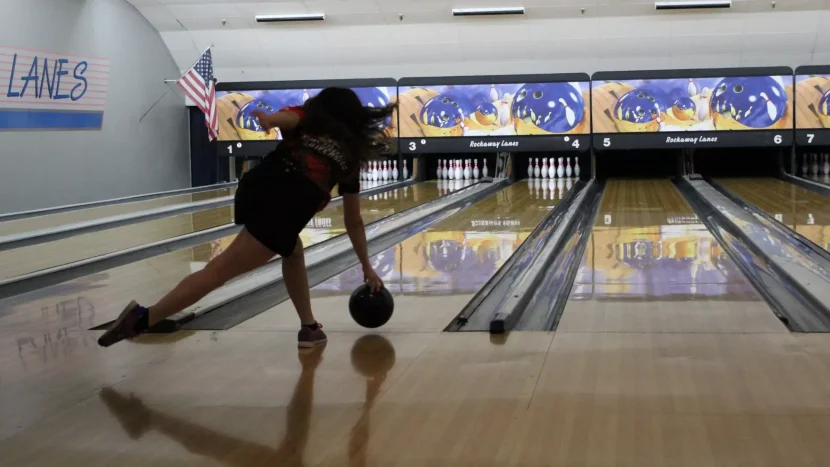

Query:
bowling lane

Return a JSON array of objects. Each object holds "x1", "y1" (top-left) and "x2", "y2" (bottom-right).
[
  {"x1": 716, "y1": 177, "x2": 830, "y2": 252},
  {"x1": 0, "y1": 186, "x2": 236, "y2": 237},
  {"x1": 237, "y1": 178, "x2": 574, "y2": 332},
  {"x1": 557, "y1": 179, "x2": 786, "y2": 334},
  {"x1": 0, "y1": 182, "x2": 442, "y2": 334}
]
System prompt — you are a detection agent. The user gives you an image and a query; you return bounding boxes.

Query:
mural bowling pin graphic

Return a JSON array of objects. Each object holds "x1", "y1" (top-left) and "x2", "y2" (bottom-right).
[
  {"x1": 482, "y1": 159, "x2": 488, "y2": 178},
  {"x1": 559, "y1": 98, "x2": 576, "y2": 127},
  {"x1": 557, "y1": 157, "x2": 565, "y2": 178},
  {"x1": 688, "y1": 78, "x2": 697, "y2": 97},
  {"x1": 574, "y1": 157, "x2": 581, "y2": 178},
  {"x1": 541, "y1": 158, "x2": 548, "y2": 179},
  {"x1": 697, "y1": 87, "x2": 710, "y2": 122},
  {"x1": 759, "y1": 92, "x2": 778, "y2": 122},
  {"x1": 490, "y1": 84, "x2": 499, "y2": 102},
  {"x1": 302, "y1": 89, "x2": 310, "y2": 103},
  {"x1": 473, "y1": 159, "x2": 480, "y2": 179},
  {"x1": 565, "y1": 157, "x2": 573, "y2": 178}
]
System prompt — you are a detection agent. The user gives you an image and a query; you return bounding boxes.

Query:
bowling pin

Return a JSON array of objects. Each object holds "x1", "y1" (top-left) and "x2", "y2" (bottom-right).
[
  {"x1": 455, "y1": 160, "x2": 462, "y2": 180},
  {"x1": 802, "y1": 154, "x2": 809, "y2": 176},
  {"x1": 463, "y1": 159, "x2": 471, "y2": 180},
  {"x1": 372, "y1": 161, "x2": 378, "y2": 181},
  {"x1": 557, "y1": 157, "x2": 565, "y2": 178},
  {"x1": 436, "y1": 160, "x2": 443, "y2": 180},
  {"x1": 824, "y1": 154, "x2": 830, "y2": 175},
  {"x1": 527, "y1": 158, "x2": 534, "y2": 178},
  {"x1": 392, "y1": 160, "x2": 399, "y2": 180},
  {"x1": 442, "y1": 160, "x2": 449, "y2": 179},
  {"x1": 759, "y1": 92, "x2": 778, "y2": 122},
  {"x1": 688, "y1": 78, "x2": 697, "y2": 97},
  {"x1": 403, "y1": 160, "x2": 409, "y2": 179},
  {"x1": 448, "y1": 160, "x2": 455, "y2": 180},
  {"x1": 574, "y1": 157, "x2": 581, "y2": 178},
  {"x1": 382, "y1": 161, "x2": 389, "y2": 181},
  {"x1": 548, "y1": 158, "x2": 556, "y2": 178},
  {"x1": 473, "y1": 159, "x2": 480, "y2": 179},
  {"x1": 541, "y1": 158, "x2": 548, "y2": 179},
  {"x1": 360, "y1": 163, "x2": 365, "y2": 181},
  {"x1": 534, "y1": 158, "x2": 540, "y2": 178},
  {"x1": 302, "y1": 89, "x2": 310, "y2": 103},
  {"x1": 490, "y1": 84, "x2": 499, "y2": 102},
  {"x1": 482, "y1": 159, "x2": 488, "y2": 178},
  {"x1": 813, "y1": 154, "x2": 820, "y2": 174},
  {"x1": 565, "y1": 157, "x2": 573, "y2": 178}
]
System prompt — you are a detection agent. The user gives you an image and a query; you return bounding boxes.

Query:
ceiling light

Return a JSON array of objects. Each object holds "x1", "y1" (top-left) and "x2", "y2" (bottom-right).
[
  {"x1": 655, "y1": 0, "x2": 731, "y2": 10},
  {"x1": 452, "y1": 7, "x2": 525, "y2": 16},
  {"x1": 255, "y1": 13, "x2": 325, "y2": 23}
]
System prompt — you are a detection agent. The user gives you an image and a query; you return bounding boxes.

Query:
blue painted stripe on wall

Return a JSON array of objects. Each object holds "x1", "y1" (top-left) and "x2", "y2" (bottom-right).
[{"x1": 0, "y1": 109, "x2": 104, "y2": 130}]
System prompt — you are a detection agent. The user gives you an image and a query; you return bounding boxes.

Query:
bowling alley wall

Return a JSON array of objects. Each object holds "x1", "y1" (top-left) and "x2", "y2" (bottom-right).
[{"x1": 206, "y1": 65, "x2": 830, "y2": 180}]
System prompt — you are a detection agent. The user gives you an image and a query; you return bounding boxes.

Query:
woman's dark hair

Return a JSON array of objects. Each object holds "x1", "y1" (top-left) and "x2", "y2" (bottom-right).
[{"x1": 297, "y1": 87, "x2": 396, "y2": 163}]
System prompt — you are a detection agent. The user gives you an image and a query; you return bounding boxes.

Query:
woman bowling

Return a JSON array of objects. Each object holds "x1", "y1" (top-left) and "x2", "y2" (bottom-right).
[{"x1": 98, "y1": 87, "x2": 392, "y2": 348}]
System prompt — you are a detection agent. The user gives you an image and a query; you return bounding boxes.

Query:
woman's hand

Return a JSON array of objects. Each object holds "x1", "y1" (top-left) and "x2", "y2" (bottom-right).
[
  {"x1": 252, "y1": 110, "x2": 273, "y2": 133},
  {"x1": 363, "y1": 267, "x2": 384, "y2": 293}
]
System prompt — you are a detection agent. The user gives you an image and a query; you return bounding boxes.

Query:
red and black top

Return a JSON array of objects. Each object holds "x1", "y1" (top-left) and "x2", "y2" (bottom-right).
[{"x1": 274, "y1": 106, "x2": 360, "y2": 211}]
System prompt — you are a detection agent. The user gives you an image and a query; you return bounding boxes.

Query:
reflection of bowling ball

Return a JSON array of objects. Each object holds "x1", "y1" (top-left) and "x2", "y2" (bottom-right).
[
  {"x1": 353, "y1": 87, "x2": 392, "y2": 128},
  {"x1": 418, "y1": 94, "x2": 469, "y2": 137},
  {"x1": 349, "y1": 285, "x2": 394, "y2": 328},
  {"x1": 671, "y1": 97, "x2": 696, "y2": 121},
  {"x1": 236, "y1": 95, "x2": 286, "y2": 139},
  {"x1": 350, "y1": 335, "x2": 396, "y2": 377},
  {"x1": 612, "y1": 89, "x2": 662, "y2": 132},
  {"x1": 710, "y1": 76, "x2": 787, "y2": 129},
  {"x1": 512, "y1": 83, "x2": 584, "y2": 135},
  {"x1": 818, "y1": 90, "x2": 830, "y2": 128},
  {"x1": 426, "y1": 239, "x2": 464, "y2": 272},
  {"x1": 475, "y1": 102, "x2": 499, "y2": 126}
]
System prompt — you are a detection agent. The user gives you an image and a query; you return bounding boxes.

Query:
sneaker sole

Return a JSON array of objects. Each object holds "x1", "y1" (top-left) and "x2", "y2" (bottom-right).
[
  {"x1": 298, "y1": 338, "x2": 327, "y2": 348},
  {"x1": 98, "y1": 300, "x2": 140, "y2": 347}
]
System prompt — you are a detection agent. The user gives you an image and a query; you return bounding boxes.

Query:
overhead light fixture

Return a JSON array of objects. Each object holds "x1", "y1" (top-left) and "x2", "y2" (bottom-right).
[
  {"x1": 255, "y1": 13, "x2": 325, "y2": 23},
  {"x1": 452, "y1": 7, "x2": 525, "y2": 16},
  {"x1": 655, "y1": 0, "x2": 731, "y2": 10}
]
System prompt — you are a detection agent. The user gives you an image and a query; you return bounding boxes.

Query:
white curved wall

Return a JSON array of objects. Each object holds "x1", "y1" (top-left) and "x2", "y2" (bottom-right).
[{"x1": 132, "y1": 0, "x2": 830, "y2": 82}]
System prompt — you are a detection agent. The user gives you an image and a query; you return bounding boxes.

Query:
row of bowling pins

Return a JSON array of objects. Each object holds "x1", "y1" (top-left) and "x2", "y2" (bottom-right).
[
  {"x1": 436, "y1": 159, "x2": 489, "y2": 180},
  {"x1": 529, "y1": 177, "x2": 573, "y2": 200},
  {"x1": 801, "y1": 154, "x2": 830, "y2": 176},
  {"x1": 528, "y1": 157, "x2": 580, "y2": 179},
  {"x1": 361, "y1": 160, "x2": 409, "y2": 182}
]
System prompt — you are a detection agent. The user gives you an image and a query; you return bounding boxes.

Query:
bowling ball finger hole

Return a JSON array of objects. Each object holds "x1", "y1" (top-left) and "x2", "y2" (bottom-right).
[
  {"x1": 733, "y1": 84, "x2": 744, "y2": 93},
  {"x1": 533, "y1": 90, "x2": 543, "y2": 99}
]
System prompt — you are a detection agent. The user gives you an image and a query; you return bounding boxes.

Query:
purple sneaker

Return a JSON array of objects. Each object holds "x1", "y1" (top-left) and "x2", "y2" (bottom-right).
[
  {"x1": 298, "y1": 324, "x2": 327, "y2": 348},
  {"x1": 98, "y1": 301, "x2": 148, "y2": 347}
]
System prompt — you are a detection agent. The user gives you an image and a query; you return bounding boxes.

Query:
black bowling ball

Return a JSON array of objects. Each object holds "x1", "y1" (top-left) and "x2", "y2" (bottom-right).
[{"x1": 349, "y1": 284, "x2": 394, "y2": 328}]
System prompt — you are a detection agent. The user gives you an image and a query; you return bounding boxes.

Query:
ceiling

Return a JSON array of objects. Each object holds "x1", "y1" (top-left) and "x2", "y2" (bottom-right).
[{"x1": 127, "y1": 0, "x2": 830, "y2": 83}]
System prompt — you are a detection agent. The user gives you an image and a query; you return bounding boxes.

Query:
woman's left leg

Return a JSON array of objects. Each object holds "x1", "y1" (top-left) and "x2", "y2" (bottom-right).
[{"x1": 98, "y1": 228, "x2": 274, "y2": 347}]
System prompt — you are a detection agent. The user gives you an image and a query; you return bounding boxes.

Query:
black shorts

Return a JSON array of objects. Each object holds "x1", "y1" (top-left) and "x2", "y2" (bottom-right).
[{"x1": 234, "y1": 157, "x2": 324, "y2": 257}]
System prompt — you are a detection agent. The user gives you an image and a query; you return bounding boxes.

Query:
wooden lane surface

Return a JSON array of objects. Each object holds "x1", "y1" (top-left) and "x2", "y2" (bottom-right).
[
  {"x1": 237, "y1": 179, "x2": 570, "y2": 333},
  {"x1": 717, "y1": 177, "x2": 830, "y2": 252},
  {"x1": 4, "y1": 328, "x2": 830, "y2": 465},
  {"x1": 560, "y1": 179, "x2": 785, "y2": 333},
  {"x1": 0, "y1": 187, "x2": 236, "y2": 237},
  {"x1": 0, "y1": 182, "x2": 442, "y2": 335},
  {"x1": 0, "y1": 205, "x2": 235, "y2": 281}
]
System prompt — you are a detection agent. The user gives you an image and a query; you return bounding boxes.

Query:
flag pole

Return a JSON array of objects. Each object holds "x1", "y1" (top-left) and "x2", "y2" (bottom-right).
[{"x1": 162, "y1": 43, "x2": 214, "y2": 84}]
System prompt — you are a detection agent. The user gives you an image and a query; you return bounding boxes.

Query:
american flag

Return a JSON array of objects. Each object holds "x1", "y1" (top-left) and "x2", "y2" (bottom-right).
[{"x1": 177, "y1": 48, "x2": 218, "y2": 140}]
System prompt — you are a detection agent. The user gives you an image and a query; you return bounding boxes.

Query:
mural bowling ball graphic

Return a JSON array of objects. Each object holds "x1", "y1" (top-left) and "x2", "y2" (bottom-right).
[
  {"x1": 512, "y1": 83, "x2": 585, "y2": 135},
  {"x1": 818, "y1": 90, "x2": 830, "y2": 128},
  {"x1": 353, "y1": 87, "x2": 393, "y2": 129},
  {"x1": 417, "y1": 94, "x2": 470, "y2": 137},
  {"x1": 612, "y1": 89, "x2": 662, "y2": 132},
  {"x1": 710, "y1": 77, "x2": 787, "y2": 130},
  {"x1": 236, "y1": 95, "x2": 286, "y2": 140},
  {"x1": 671, "y1": 97, "x2": 696, "y2": 121},
  {"x1": 475, "y1": 102, "x2": 499, "y2": 126}
]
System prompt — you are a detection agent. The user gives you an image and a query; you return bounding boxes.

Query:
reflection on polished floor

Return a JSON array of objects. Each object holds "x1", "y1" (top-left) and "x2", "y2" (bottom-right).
[
  {"x1": 4, "y1": 179, "x2": 830, "y2": 466},
  {"x1": 717, "y1": 177, "x2": 830, "y2": 252}
]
